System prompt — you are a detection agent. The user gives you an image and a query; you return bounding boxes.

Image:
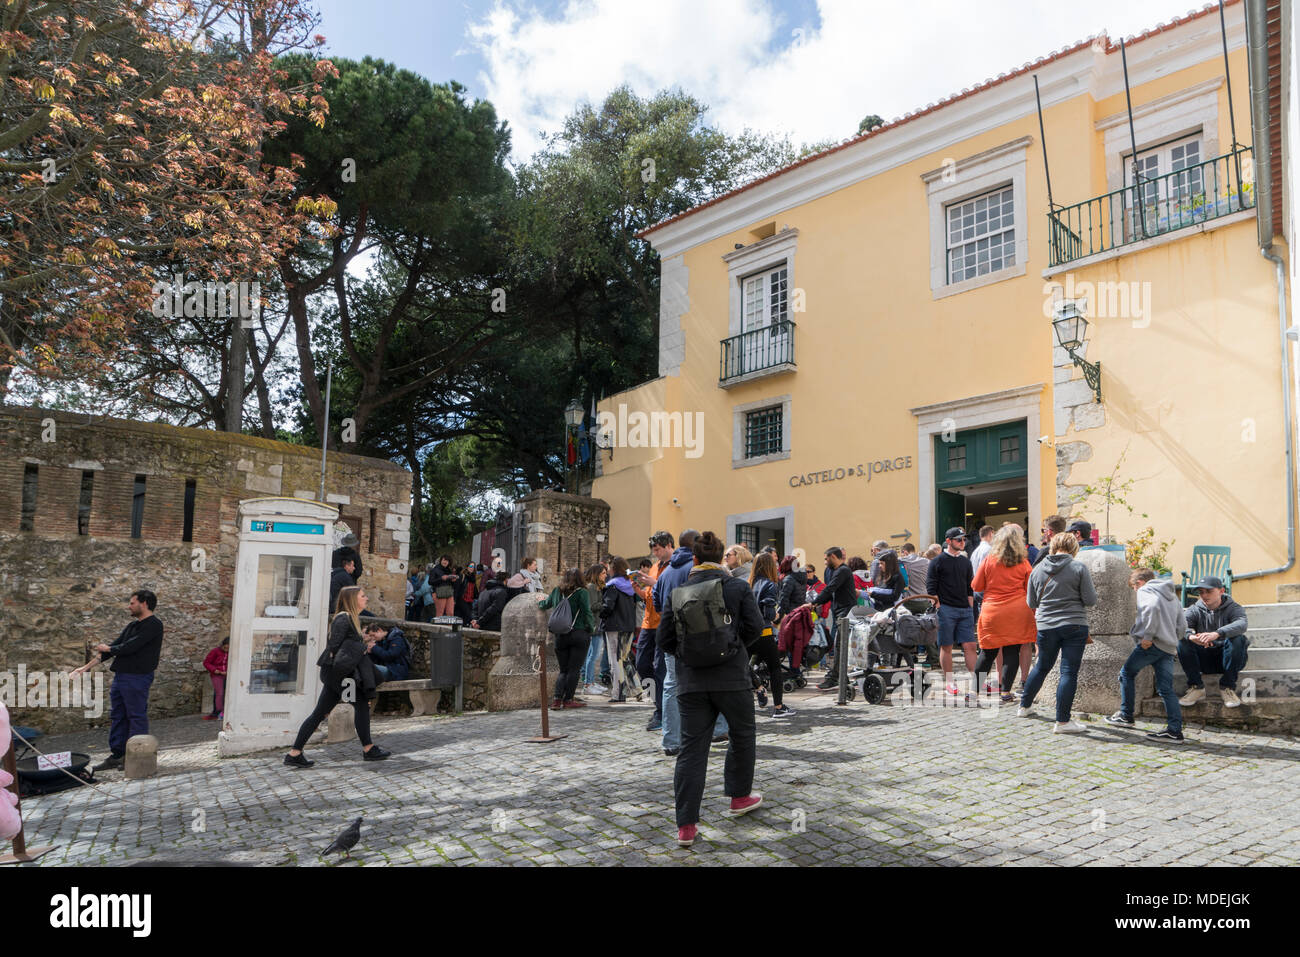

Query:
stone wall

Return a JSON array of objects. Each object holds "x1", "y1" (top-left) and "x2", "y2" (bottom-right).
[
  {"x1": 1052, "y1": 334, "x2": 1105, "y2": 513},
  {"x1": 0, "y1": 407, "x2": 410, "y2": 732},
  {"x1": 516, "y1": 489, "x2": 611, "y2": 590}
]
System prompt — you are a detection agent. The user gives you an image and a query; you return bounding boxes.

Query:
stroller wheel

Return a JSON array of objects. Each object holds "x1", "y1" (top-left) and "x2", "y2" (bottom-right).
[
  {"x1": 782, "y1": 679, "x2": 796, "y2": 694},
  {"x1": 795, "y1": 675, "x2": 807, "y2": 689},
  {"x1": 845, "y1": 684, "x2": 856, "y2": 702},
  {"x1": 863, "y1": 672, "x2": 887, "y2": 705}
]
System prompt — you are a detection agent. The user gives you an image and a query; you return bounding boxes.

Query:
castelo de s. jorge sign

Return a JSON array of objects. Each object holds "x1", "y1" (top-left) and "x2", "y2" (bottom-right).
[{"x1": 788, "y1": 455, "x2": 913, "y2": 488}]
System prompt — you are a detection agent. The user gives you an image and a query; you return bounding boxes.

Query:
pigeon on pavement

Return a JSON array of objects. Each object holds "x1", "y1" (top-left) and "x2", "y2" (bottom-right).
[{"x1": 321, "y1": 816, "x2": 362, "y2": 859}]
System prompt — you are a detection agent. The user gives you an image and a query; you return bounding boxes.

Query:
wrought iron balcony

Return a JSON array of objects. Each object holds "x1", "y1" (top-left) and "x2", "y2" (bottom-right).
[
  {"x1": 1047, "y1": 146, "x2": 1255, "y2": 267},
  {"x1": 719, "y1": 320, "x2": 796, "y2": 387}
]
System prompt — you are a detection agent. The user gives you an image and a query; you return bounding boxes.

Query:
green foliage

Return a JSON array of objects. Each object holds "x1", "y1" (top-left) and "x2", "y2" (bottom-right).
[
  {"x1": 858, "y1": 114, "x2": 885, "y2": 134},
  {"x1": 1077, "y1": 444, "x2": 1148, "y2": 542},
  {"x1": 1126, "y1": 526, "x2": 1175, "y2": 576}
]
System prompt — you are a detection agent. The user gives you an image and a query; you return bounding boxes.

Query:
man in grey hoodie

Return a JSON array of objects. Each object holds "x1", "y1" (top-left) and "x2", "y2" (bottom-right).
[{"x1": 1106, "y1": 568, "x2": 1186, "y2": 742}]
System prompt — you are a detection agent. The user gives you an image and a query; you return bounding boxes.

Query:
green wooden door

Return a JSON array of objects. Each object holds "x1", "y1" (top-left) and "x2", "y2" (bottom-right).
[{"x1": 936, "y1": 489, "x2": 965, "y2": 539}]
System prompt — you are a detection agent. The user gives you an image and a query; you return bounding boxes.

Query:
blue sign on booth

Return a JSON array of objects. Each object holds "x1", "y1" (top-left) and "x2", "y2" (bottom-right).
[{"x1": 249, "y1": 520, "x2": 325, "y2": 535}]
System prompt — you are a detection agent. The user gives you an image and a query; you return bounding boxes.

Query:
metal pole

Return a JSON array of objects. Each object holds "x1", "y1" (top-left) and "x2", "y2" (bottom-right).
[
  {"x1": 317, "y1": 355, "x2": 333, "y2": 502},
  {"x1": 1219, "y1": 0, "x2": 1244, "y2": 195},
  {"x1": 835, "y1": 616, "x2": 849, "y2": 706},
  {"x1": 1120, "y1": 39, "x2": 1148, "y2": 239},
  {"x1": 0, "y1": 736, "x2": 54, "y2": 864},
  {"x1": 526, "y1": 632, "x2": 566, "y2": 744},
  {"x1": 1033, "y1": 74, "x2": 1055, "y2": 211}
]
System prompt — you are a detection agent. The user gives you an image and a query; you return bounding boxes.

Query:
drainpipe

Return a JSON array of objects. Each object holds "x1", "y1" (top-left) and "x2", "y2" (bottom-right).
[{"x1": 1236, "y1": 0, "x2": 1296, "y2": 581}]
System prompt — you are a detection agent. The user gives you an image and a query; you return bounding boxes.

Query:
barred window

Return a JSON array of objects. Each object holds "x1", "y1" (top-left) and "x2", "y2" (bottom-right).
[
  {"x1": 946, "y1": 186, "x2": 1015, "y2": 283},
  {"x1": 736, "y1": 524, "x2": 761, "y2": 553},
  {"x1": 947, "y1": 444, "x2": 967, "y2": 472},
  {"x1": 745, "y1": 406, "x2": 783, "y2": 459}
]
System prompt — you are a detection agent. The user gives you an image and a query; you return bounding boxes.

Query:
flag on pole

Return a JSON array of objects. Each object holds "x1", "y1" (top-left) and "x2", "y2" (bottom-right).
[{"x1": 566, "y1": 431, "x2": 577, "y2": 465}]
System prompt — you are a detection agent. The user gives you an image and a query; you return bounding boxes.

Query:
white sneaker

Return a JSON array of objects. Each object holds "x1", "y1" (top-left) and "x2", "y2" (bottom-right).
[
  {"x1": 586, "y1": 683, "x2": 608, "y2": 696},
  {"x1": 1221, "y1": 688, "x2": 1241, "y2": 708},
  {"x1": 1015, "y1": 706, "x2": 1033, "y2": 718},
  {"x1": 1179, "y1": 687, "x2": 1205, "y2": 706},
  {"x1": 1053, "y1": 720, "x2": 1089, "y2": 734}
]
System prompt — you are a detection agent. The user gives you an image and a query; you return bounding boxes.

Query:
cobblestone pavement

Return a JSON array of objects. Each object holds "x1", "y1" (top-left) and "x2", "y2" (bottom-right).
[{"x1": 18, "y1": 686, "x2": 1300, "y2": 866}]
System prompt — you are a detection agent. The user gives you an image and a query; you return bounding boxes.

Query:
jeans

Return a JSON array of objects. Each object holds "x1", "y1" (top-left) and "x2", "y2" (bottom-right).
[
  {"x1": 1119, "y1": 643, "x2": 1181, "y2": 733},
  {"x1": 1019, "y1": 624, "x2": 1089, "y2": 723},
  {"x1": 582, "y1": 634, "x2": 606, "y2": 685},
  {"x1": 673, "y1": 688, "x2": 756, "y2": 826},
  {"x1": 292, "y1": 681, "x2": 372, "y2": 751},
  {"x1": 662, "y1": 654, "x2": 726, "y2": 750},
  {"x1": 604, "y1": 631, "x2": 636, "y2": 700},
  {"x1": 635, "y1": 628, "x2": 665, "y2": 717},
  {"x1": 1177, "y1": 635, "x2": 1250, "y2": 691},
  {"x1": 372, "y1": 663, "x2": 392, "y2": 682},
  {"x1": 108, "y1": 671, "x2": 154, "y2": 757},
  {"x1": 553, "y1": 629, "x2": 589, "y2": 702}
]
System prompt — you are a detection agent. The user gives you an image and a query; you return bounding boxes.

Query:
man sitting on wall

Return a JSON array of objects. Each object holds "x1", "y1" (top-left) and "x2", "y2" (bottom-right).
[
  {"x1": 1178, "y1": 576, "x2": 1250, "y2": 708},
  {"x1": 365, "y1": 623, "x2": 411, "y2": 683}
]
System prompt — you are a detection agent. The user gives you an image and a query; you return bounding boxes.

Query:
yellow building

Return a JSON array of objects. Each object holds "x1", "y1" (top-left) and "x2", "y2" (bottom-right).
[{"x1": 593, "y1": 0, "x2": 1298, "y2": 605}]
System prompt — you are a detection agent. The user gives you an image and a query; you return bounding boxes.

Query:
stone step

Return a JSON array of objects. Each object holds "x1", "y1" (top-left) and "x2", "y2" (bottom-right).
[
  {"x1": 1244, "y1": 646, "x2": 1300, "y2": 670},
  {"x1": 1171, "y1": 670, "x2": 1300, "y2": 698},
  {"x1": 1139, "y1": 694, "x2": 1300, "y2": 735},
  {"x1": 1241, "y1": 602, "x2": 1300, "y2": 629},
  {"x1": 1242, "y1": 626, "x2": 1300, "y2": 647}
]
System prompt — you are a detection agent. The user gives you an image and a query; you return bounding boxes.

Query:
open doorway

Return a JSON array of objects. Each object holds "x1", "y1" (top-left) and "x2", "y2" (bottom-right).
[{"x1": 937, "y1": 479, "x2": 1030, "y2": 550}]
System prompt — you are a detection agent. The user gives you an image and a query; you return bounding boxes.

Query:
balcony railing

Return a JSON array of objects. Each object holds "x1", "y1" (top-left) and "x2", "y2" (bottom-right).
[
  {"x1": 720, "y1": 320, "x2": 796, "y2": 386},
  {"x1": 1047, "y1": 146, "x2": 1255, "y2": 267}
]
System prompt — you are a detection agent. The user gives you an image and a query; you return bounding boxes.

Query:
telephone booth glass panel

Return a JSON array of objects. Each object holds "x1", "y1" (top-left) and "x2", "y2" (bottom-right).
[
  {"x1": 256, "y1": 554, "x2": 313, "y2": 618},
  {"x1": 249, "y1": 629, "x2": 308, "y2": 694}
]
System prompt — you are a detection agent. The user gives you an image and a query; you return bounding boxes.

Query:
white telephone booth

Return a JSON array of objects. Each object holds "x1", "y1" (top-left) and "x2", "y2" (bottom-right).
[{"x1": 218, "y1": 497, "x2": 338, "y2": 757}]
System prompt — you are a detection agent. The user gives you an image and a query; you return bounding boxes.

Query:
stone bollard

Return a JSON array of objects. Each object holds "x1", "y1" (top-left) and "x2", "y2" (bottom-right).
[
  {"x1": 488, "y1": 594, "x2": 559, "y2": 711},
  {"x1": 1032, "y1": 547, "x2": 1150, "y2": 718},
  {"x1": 409, "y1": 689, "x2": 441, "y2": 716},
  {"x1": 325, "y1": 702, "x2": 356, "y2": 743},
  {"x1": 124, "y1": 735, "x2": 158, "y2": 779}
]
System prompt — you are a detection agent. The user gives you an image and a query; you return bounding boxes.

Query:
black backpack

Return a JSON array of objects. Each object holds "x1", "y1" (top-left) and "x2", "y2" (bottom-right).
[{"x1": 670, "y1": 577, "x2": 741, "y2": 668}]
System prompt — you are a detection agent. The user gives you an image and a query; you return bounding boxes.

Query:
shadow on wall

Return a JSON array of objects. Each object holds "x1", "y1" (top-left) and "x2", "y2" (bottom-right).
[{"x1": 1100, "y1": 372, "x2": 1285, "y2": 562}]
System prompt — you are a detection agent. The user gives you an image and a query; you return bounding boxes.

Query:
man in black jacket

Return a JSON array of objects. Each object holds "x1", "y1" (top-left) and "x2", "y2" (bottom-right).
[
  {"x1": 85, "y1": 589, "x2": 164, "y2": 771},
  {"x1": 472, "y1": 572, "x2": 512, "y2": 631},
  {"x1": 656, "y1": 530, "x2": 765, "y2": 847},
  {"x1": 806, "y1": 547, "x2": 856, "y2": 689}
]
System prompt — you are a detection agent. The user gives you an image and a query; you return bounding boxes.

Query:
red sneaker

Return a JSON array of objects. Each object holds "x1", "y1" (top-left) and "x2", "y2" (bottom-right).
[
  {"x1": 677, "y1": 824, "x2": 698, "y2": 847},
  {"x1": 562, "y1": 699, "x2": 587, "y2": 708},
  {"x1": 728, "y1": 794, "x2": 763, "y2": 816},
  {"x1": 550, "y1": 699, "x2": 563, "y2": 710}
]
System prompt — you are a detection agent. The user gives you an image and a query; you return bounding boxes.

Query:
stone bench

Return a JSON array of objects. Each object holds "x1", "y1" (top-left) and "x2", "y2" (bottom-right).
[{"x1": 374, "y1": 679, "x2": 441, "y2": 716}]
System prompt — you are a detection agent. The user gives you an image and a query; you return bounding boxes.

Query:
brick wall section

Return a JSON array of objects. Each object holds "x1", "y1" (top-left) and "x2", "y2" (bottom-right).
[{"x1": 0, "y1": 407, "x2": 411, "y2": 733}]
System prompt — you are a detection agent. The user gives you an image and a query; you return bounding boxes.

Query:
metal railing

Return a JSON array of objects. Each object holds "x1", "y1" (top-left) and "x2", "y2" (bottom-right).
[
  {"x1": 719, "y1": 319, "x2": 796, "y2": 383},
  {"x1": 1047, "y1": 146, "x2": 1255, "y2": 267}
]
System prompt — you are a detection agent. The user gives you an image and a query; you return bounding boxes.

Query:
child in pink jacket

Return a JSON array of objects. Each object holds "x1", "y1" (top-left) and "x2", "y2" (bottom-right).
[{"x1": 203, "y1": 638, "x2": 229, "y2": 720}]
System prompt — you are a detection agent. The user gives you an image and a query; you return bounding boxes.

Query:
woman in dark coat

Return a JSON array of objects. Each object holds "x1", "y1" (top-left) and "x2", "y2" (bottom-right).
[
  {"x1": 599, "y1": 556, "x2": 640, "y2": 703},
  {"x1": 538, "y1": 567, "x2": 597, "y2": 709},
  {"x1": 776, "y1": 555, "x2": 808, "y2": 619},
  {"x1": 285, "y1": 586, "x2": 390, "y2": 767}
]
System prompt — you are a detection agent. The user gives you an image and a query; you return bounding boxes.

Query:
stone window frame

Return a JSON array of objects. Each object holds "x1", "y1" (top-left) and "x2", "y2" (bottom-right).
[
  {"x1": 725, "y1": 505, "x2": 794, "y2": 560},
  {"x1": 723, "y1": 228, "x2": 798, "y2": 338},
  {"x1": 922, "y1": 137, "x2": 1031, "y2": 300},
  {"x1": 732, "y1": 394, "x2": 792, "y2": 469}
]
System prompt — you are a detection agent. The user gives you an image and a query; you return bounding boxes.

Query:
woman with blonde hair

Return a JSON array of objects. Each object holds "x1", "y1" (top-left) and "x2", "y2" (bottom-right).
[
  {"x1": 971, "y1": 525, "x2": 1037, "y2": 702},
  {"x1": 285, "y1": 586, "x2": 391, "y2": 767},
  {"x1": 724, "y1": 544, "x2": 754, "y2": 581}
]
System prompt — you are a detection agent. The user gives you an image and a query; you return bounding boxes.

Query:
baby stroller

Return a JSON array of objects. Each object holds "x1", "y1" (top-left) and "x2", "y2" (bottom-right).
[
  {"x1": 752, "y1": 652, "x2": 808, "y2": 701},
  {"x1": 844, "y1": 595, "x2": 940, "y2": 704}
]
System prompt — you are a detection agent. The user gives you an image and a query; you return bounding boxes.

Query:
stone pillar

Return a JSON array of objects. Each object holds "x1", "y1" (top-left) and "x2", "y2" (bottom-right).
[
  {"x1": 1029, "y1": 547, "x2": 1147, "y2": 717},
  {"x1": 325, "y1": 702, "x2": 356, "y2": 743},
  {"x1": 515, "y1": 490, "x2": 610, "y2": 591},
  {"x1": 124, "y1": 735, "x2": 158, "y2": 779},
  {"x1": 488, "y1": 594, "x2": 560, "y2": 711}
]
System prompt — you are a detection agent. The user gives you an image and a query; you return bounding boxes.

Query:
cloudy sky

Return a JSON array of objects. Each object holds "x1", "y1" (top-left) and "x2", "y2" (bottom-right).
[{"x1": 315, "y1": 0, "x2": 1229, "y2": 161}]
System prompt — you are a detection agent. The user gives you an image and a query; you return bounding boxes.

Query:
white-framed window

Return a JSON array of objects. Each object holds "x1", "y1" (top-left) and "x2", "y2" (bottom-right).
[
  {"x1": 945, "y1": 185, "x2": 1016, "y2": 284},
  {"x1": 1124, "y1": 134, "x2": 1204, "y2": 218},
  {"x1": 742, "y1": 265, "x2": 788, "y2": 331},
  {"x1": 923, "y1": 137, "x2": 1029, "y2": 299}
]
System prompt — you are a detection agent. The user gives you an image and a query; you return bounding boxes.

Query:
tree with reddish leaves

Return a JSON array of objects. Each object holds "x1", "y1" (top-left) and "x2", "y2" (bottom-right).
[{"x1": 0, "y1": 0, "x2": 336, "y2": 409}]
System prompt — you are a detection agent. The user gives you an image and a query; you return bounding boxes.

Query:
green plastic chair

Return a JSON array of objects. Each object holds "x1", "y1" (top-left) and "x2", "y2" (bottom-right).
[{"x1": 1180, "y1": 546, "x2": 1232, "y2": 607}]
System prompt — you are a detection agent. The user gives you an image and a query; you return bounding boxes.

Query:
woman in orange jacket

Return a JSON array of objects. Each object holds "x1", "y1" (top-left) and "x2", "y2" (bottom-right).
[{"x1": 971, "y1": 525, "x2": 1038, "y2": 703}]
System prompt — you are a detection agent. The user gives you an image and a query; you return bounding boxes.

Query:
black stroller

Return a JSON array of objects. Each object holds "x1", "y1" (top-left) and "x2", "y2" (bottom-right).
[{"x1": 844, "y1": 595, "x2": 940, "y2": 704}]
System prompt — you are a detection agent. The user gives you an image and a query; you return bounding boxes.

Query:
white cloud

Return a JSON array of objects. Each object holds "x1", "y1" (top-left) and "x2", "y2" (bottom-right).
[{"x1": 469, "y1": 0, "x2": 1228, "y2": 161}]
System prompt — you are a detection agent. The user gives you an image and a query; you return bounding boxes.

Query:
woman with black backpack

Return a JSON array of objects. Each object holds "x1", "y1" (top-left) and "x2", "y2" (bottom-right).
[
  {"x1": 285, "y1": 586, "x2": 390, "y2": 767},
  {"x1": 538, "y1": 567, "x2": 595, "y2": 710}
]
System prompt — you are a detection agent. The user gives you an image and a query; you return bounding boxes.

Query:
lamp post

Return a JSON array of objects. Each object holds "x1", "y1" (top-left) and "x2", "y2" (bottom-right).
[
  {"x1": 1052, "y1": 301, "x2": 1102, "y2": 403},
  {"x1": 563, "y1": 399, "x2": 583, "y2": 493}
]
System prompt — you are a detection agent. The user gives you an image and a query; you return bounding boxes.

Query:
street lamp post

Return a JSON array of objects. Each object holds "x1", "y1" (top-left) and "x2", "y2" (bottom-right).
[
  {"x1": 1052, "y1": 301, "x2": 1102, "y2": 403},
  {"x1": 563, "y1": 399, "x2": 583, "y2": 494}
]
